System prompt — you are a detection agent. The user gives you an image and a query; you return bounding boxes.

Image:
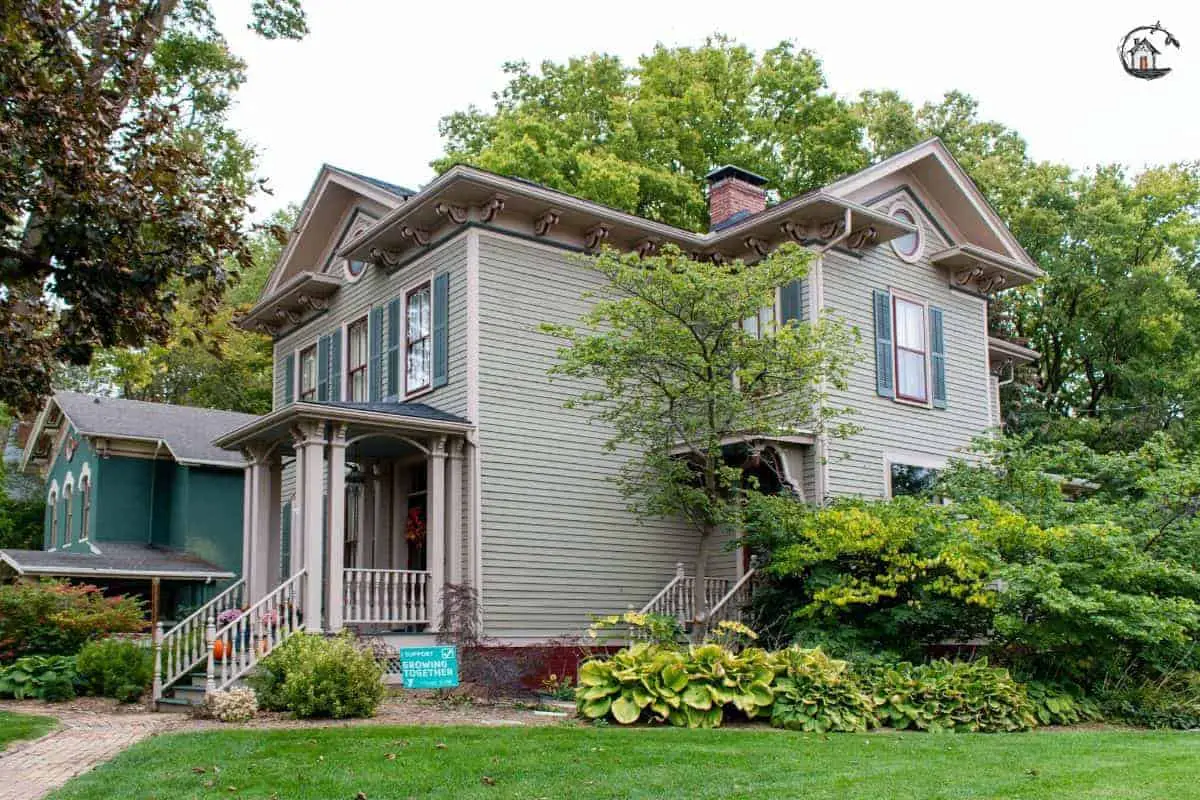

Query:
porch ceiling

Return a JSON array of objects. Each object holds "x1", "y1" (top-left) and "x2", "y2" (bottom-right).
[{"x1": 213, "y1": 401, "x2": 472, "y2": 455}]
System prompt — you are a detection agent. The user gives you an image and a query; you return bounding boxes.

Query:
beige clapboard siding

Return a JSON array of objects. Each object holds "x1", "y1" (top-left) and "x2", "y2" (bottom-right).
[
  {"x1": 819, "y1": 219, "x2": 991, "y2": 498},
  {"x1": 476, "y1": 232, "x2": 738, "y2": 641}
]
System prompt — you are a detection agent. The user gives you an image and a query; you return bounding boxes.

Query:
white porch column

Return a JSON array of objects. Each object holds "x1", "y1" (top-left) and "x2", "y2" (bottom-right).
[
  {"x1": 240, "y1": 452, "x2": 255, "y2": 592},
  {"x1": 427, "y1": 435, "x2": 448, "y2": 630},
  {"x1": 249, "y1": 448, "x2": 278, "y2": 602},
  {"x1": 326, "y1": 424, "x2": 348, "y2": 632},
  {"x1": 372, "y1": 462, "x2": 391, "y2": 568},
  {"x1": 447, "y1": 438, "x2": 464, "y2": 584},
  {"x1": 267, "y1": 460, "x2": 283, "y2": 584},
  {"x1": 293, "y1": 422, "x2": 327, "y2": 630}
]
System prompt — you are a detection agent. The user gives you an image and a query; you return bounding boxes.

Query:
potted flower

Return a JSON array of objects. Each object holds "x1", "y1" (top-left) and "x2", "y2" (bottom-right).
[{"x1": 214, "y1": 608, "x2": 245, "y2": 659}]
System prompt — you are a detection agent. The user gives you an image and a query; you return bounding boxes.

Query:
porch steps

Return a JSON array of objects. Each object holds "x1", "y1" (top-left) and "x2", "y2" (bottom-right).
[{"x1": 156, "y1": 669, "x2": 247, "y2": 711}]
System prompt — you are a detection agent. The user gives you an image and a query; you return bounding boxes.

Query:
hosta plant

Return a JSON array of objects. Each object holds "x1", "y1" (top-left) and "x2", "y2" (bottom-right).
[
  {"x1": 1024, "y1": 681, "x2": 1102, "y2": 726},
  {"x1": 769, "y1": 647, "x2": 878, "y2": 733},
  {"x1": 0, "y1": 655, "x2": 80, "y2": 701},
  {"x1": 866, "y1": 659, "x2": 1037, "y2": 732},
  {"x1": 576, "y1": 644, "x2": 689, "y2": 725}
]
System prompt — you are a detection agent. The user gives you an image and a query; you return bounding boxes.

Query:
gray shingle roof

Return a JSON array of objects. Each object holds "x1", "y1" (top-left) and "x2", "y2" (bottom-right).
[
  {"x1": 333, "y1": 167, "x2": 414, "y2": 198},
  {"x1": 0, "y1": 542, "x2": 234, "y2": 580},
  {"x1": 313, "y1": 401, "x2": 470, "y2": 425},
  {"x1": 54, "y1": 392, "x2": 259, "y2": 468}
]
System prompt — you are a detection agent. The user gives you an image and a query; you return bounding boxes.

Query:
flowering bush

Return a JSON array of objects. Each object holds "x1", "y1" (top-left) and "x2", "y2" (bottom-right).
[
  {"x1": 207, "y1": 687, "x2": 258, "y2": 722},
  {"x1": 0, "y1": 579, "x2": 145, "y2": 662},
  {"x1": 216, "y1": 608, "x2": 244, "y2": 627}
]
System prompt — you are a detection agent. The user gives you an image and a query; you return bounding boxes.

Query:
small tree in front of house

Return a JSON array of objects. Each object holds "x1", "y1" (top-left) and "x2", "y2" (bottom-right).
[{"x1": 541, "y1": 243, "x2": 856, "y2": 633}]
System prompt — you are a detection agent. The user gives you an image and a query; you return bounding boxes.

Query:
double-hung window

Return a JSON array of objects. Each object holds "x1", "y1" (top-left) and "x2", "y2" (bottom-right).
[
  {"x1": 298, "y1": 344, "x2": 318, "y2": 401},
  {"x1": 405, "y1": 283, "x2": 432, "y2": 394},
  {"x1": 346, "y1": 318, "x2": 369, "y2": 402},
  {"x1": 892, "y1": 296, "x2": 929, "y2": 403},
  {"x1": 742, "y1": 301, "x2": 776, "y2": 340}
]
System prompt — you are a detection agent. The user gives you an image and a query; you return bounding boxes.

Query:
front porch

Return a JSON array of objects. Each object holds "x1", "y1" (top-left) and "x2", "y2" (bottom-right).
[{"x1": 216, "y1": 401, "x2": 475, "y2": 635}]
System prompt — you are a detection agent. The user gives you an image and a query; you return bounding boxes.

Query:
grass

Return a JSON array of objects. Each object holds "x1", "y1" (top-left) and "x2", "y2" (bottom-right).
[
  {"x1": 48, "y1": 724, "x2": 1200, "y2": 799},
  {"x1": 0, "y1": 710, "x2": 56, "y2": 751}
]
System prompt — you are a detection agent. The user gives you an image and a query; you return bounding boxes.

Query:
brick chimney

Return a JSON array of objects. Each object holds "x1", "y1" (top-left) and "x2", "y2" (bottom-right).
[{"x1": 706, "y1": 165, "x2": 768, "y2": 230}]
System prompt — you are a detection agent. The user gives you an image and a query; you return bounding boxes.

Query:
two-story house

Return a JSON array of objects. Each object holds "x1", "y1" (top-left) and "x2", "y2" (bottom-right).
[{"x1": 159, "y1": 140, "x2": 1040, "y2": 703}]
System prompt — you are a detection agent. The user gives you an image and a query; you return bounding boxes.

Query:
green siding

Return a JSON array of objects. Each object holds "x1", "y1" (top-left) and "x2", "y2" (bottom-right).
[
  {"x1": 41, "y1": 424, "x2": 98, "y2": 552},
  {"x1": 164, "y1": 466, "x2": 244, "y2": 575},
  {"x1": 94, "y1": 456, "x2": 158, "y2": 542}
]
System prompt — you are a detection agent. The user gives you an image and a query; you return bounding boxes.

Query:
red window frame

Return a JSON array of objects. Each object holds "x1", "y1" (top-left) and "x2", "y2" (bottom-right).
[
  {"x1": 892, "y1": 295, "x2": 929, "y2": 404},
  {"x1": 346, "y1": 317, "x2": 369, "y2": 402},
  {"x1": 298, "y1": 344, "x2": 318, "y2": 401},
  {"x1": 404, "y1": 281, "x2": 432, "y2": 396}
]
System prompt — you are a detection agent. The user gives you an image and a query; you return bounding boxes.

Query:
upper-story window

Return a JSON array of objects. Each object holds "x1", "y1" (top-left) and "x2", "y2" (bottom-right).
[
  {"x1": 346, "y1": 317, "x2": 369, "y2": 402},
  {"x1": 405, "y1": 282, "x2": 432, "y2": 394},
  {"x1": 47, "y1": 486, "x2": 58, "y2": 548},
  {"x1": 63, "y1": 483, "x2": 73, "y2": 546},
  {"x1": 893, "y1": 295, "x2": 929, "y2": 404},
  {"x1": 742, "y1": 300, "x2": 776, "y2": 340},
  {"x1": 80, "y1": 476, "x2": 91, "y2": 541},
  {"x1": 890, "y1": 206, "x2": 923, "y2": 262},
  {"x1": 298, "y1": 344, "x2": 318, "y2": 401}
]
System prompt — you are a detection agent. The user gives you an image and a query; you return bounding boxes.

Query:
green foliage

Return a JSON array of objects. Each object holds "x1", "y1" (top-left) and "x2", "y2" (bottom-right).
[
  {"x1": 247, "y1": 633, "x2": 383, "y2": 719},
  {"x1": 0, "y1": 655, "x2": 80, "y2": 701},
  {"x1": 1096, "y1": 672, "x2": 1200, "y2": 730},
  {"x1": 0, "y1": 1, "x2": 307, "y2": 412},
  {"x1": 0, "y1": 580, "x2": 146, "y2": 662},
  {"x1": 436, "y1": 38, "x2": 862, "y2": 232},
  {"x1": 76, "y1": 639, "x2": 153, "y2": 703},
  {"x1": 588, "y1": 611, "x2": 685, "y2": 648},
  {"x1": 543, "y1": 242, "x2": 854, "y2": 610},
  {"x1": 769, "y1": 647, "x2": 876, "y2": 733},
  {"x1": 1023, "y1": 681, "x2": 1102, "y2": 727},
  {"x1": 865, "y1": 660, "x2": 1037, "y2": 733}
]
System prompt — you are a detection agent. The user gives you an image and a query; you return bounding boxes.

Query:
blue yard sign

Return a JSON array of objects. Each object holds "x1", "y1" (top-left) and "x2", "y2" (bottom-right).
[{"x1": 399, "y1": 646, "x2": 459, "y2": 689}]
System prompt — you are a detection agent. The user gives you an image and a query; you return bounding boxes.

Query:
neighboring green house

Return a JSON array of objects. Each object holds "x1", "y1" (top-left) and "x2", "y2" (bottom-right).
[{"x1": 0, "y1": 392, "x2": 257, "y2": 618}]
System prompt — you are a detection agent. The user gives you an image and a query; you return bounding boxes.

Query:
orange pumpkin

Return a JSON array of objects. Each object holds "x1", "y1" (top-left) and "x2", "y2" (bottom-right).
[{"x1": 212, "y1": 638, "x2": 226, "y2": 660}]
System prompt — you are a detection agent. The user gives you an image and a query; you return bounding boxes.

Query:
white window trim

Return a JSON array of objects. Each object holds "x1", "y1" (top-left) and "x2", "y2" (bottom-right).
[
  {"x1": 295, "y1": 339, "x2": 319, "y2": 402},
  {"x1": 882, "y1": 451, "x2": 947, "y2": 500},
  {"x1": 78, "y1": 464, "x2": 92, "y2": 542},
  {"x1": 344, "y1": 316, "x2": 368, "y2": 403},
  {"x1": 889, "y1": 287, "x2": 934, "y2": 409},
  {"x1": 888, "y1": 201, "x2": 924, "y2": 263},
  {"x1": 400, "y1": 273, "x2": 436, "y2": 401}
]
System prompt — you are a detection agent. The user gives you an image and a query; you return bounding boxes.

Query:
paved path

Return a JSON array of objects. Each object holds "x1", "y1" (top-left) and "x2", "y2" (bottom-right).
[{"x1": 0, "y1": 705, "x2": 183, "y2": 800}]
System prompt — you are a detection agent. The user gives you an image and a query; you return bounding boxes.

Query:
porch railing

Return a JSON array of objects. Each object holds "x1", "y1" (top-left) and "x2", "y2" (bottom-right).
[
  {"x1": 343, "y1": 568, "x2": 431, "y2": 625},
  {"x1": 638, "y1": 562, "x2": 736, "y2": 624},
  {"x1": 206, "y1": 569, "x2": 306, "y2": 693},
  {"x1": 152, "y1": 578, "x2": 244, "y2": 704},
  {"x1": 701, "y1": 568, "x2": 756, "y2": 626}
]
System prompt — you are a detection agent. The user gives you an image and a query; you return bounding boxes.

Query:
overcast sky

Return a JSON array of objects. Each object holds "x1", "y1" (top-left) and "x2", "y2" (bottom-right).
[{"x1": 210, "y1": 0, "x2": 1199, "y2": 216}]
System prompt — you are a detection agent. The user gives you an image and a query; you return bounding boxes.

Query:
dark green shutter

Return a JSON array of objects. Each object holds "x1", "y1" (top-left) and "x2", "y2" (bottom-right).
[
  {"x1": 283, "y1": 353, "x2": 295, "y2": 405},
  {"x1": 317, "y1": 334, "x2": 331, "y2": 401},
  {"x1": 329, "y1": 328, "x2": 342, "y2": 402},
  {"x1": 386, "y1": 298, "x2": 401, "y2": 399},
  {"x1": 369, "y1": 306, "x2": 383, "y2": 402},
  {"x1": 780, "y1": 280, "x2": 804, "y2": 324},
  {"x1": 873, "y1": 289, "x2": 894, "y2": 398},
  {"x1": 432, "y1": 272, "x2": 449, "y2": 388},
  {"x1": 930, "y1": 306, "x2": 947, "y2": 409},
  {"x1": 280, "y1": 501, "x2": 291, "y2": 577}
]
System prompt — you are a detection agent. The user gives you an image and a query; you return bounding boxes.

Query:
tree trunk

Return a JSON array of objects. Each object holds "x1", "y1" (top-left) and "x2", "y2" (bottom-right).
[{"x1": 691, "y1": 525, "x2": 713, "y2": 643}]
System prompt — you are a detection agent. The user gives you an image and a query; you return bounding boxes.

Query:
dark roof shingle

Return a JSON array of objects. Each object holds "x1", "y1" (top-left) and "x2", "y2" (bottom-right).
[
  {"x1": 54, "y1": 392, "x2": 259, "y2": 468},
  {"x1": 0, "y1": 542, "x2": 234, "y2": 580}
]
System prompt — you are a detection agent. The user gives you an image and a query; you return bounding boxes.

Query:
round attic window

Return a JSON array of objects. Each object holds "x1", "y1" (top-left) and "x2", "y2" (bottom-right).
[
  {"x1": 890, "y1": 207, "x2": 922, "y2": 262},
  {"x1": 343, "y1": 222, "x2": 373, "y2": 281}
]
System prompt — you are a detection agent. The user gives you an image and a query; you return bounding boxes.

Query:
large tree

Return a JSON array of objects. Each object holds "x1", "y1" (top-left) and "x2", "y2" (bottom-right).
[
  {"x1": 541, "y1": 244, "x2": 855, "y2": 630},
  {"x1": 0, "y1": 0, "x2": 307, "y2": 413},
  {"x1": 435, "y1": 37, "x2": 864, "y2": 232}
]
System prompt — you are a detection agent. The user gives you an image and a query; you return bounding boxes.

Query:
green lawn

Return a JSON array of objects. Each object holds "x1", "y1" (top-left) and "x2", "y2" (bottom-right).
[
  {"x1": 49, "y1": 724, "x2": 1199, "y2": 800},
  {"x1": 0, "y1": 710, "x2": 56, "y2": 751}
]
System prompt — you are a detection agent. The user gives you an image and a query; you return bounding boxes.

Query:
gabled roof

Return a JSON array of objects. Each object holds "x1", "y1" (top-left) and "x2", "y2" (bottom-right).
[
  {"x1": 332, "y1": 167, "x2": 414, "y2": 198},
  {"x1": 28, "y1": 392, "x2": 258, "y2": 469}
]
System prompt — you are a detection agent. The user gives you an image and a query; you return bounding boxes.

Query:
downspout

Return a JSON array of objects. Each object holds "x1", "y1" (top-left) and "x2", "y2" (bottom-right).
[{"x1": 147, "y1": 439, "x2": 165, "y2": 545}]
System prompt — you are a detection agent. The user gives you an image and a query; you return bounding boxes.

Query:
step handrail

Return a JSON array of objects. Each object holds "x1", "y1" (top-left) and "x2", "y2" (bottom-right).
[
  {"x1": 698, "y1": 567, "x2": 756, "y2": 624},
  {"x1": 638, "y1": 562, "x2": 687, "y2": 616},
  {"x1": 206, "y1": 569, "x2": 307, "y2": 694},
  {"x1": 153, "y1": 578, "x2": 245, "y2": 703}
]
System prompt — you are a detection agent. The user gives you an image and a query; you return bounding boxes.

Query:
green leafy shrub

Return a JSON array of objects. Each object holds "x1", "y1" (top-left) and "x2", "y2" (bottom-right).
[
  {"x1": 247, "y1": 633, "x2": 383, "y2": 719},
  {"x1": 865, "y1": 659, "x2": 1037, "y2": 733},
  {"x1": 76, "y1": 639, "x2": 153, "y2": 702},
  {"x1": 1097, "y1": 672, "x2": 1200, "y2": 730},
  {"x1": 1023, "y1": 681, "x2": 1102, "y2": 726},
  {"x1": 769, "y1": 647, "x2": 877, "y2": 732},
  {"x1": 0, "y1": 580, "x2": 146, "y2": 662},
  {"x1": 0, "y1": 655, "x2": 80, "y2": 701}
]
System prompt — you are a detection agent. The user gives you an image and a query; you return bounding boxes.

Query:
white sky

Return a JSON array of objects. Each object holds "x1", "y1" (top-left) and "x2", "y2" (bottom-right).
[{"x1": 211, "y1": 0, "x2": 1200, "y2": 216}]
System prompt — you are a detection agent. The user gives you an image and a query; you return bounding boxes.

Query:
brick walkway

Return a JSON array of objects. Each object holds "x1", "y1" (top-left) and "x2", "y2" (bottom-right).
[{"x1": 0, "y1": 704, "x2": 183, "y2": 800}]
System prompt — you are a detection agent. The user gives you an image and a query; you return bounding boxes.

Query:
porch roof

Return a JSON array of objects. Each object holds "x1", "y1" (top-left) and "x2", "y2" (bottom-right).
[
  {"x1": 0, "y1": 542, "x2": 235, "y2": 581},
  {"x1": 213, "y1": 401, "x2": 472, "y2": 452}
]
